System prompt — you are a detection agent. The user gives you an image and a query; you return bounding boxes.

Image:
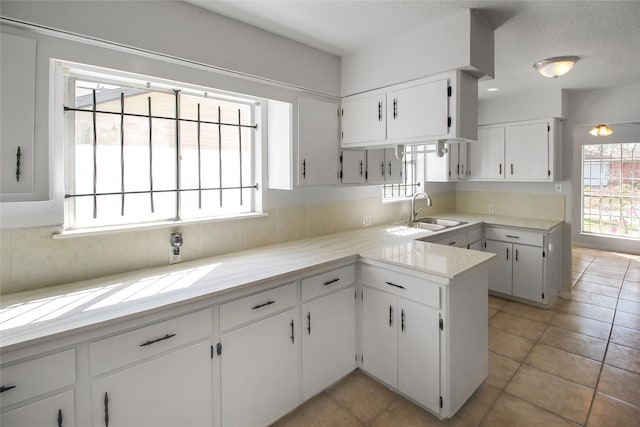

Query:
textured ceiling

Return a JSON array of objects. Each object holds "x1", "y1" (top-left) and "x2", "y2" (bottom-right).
[{"x1": 186, "y1": 0, "x2": 640, "y2": 98}]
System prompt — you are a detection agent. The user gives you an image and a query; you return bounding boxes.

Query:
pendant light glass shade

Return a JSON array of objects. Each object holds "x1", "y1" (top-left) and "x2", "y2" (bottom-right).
[
  {"x1": 533, "y1": 56, "x2": 579, "y2": 78},
  {"x1": 589, "y1": 124, "x2": 614, "y2": 137}
]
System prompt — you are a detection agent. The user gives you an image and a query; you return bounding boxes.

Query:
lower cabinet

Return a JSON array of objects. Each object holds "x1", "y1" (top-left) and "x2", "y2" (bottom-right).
[
  {"x1": 362, "y1": 285, "x2": 440, "y2": 412},
  {"x1": 91, "y1": 341, "x2": 213, "y2": 427},
  {"x1": 220, "y1": 308, "x2": 299, "y2": 427},
  {"x1": 1, "y1": 390, "x2": 75, "y2": 427},
  {"x1": 302, "y1": 286, "x2": 356, "y2": 400}
]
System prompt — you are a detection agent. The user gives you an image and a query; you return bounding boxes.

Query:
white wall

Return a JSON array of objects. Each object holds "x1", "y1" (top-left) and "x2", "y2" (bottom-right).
[
  {"x1": 478, "y1": 88, "x2": 564, "y2": 125},
  {"x1": 565, "y1": 85, "x2": 640, "y2": 254},
  {"x1": 341, "y1": 9, "x2": 493, "y2": 96}
]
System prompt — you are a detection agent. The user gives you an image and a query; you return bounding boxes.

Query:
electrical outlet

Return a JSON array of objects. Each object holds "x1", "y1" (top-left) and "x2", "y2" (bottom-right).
[
  {"x1": 488, "y1": 204, "x2": 495, "y2": 214},
  {"x1": 169, "y1": 247, "x2": 182, "y2": 264},
  {"x1": 555, "y1": 183, "x2": 563, "y2": 193},
  {"x1": 362, "y1": 216, "x2": 372, "y2": 228}
]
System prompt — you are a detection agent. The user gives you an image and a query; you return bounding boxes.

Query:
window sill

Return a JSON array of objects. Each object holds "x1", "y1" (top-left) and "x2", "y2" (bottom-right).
[{"x1": 52, "y1": 212, "x2": 269, "y2": 239}]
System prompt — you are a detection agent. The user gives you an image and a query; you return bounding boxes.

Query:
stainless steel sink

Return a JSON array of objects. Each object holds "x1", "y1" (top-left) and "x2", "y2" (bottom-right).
[
  {"x1": 413, "y1": 218, "x2": 466, "y2": 227},
  {"x1": 403, "y1": 217, "x2": 467, "y2": 230}
]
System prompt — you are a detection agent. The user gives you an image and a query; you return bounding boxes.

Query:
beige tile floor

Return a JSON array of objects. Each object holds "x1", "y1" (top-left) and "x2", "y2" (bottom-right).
[{"x1": 272, "y1": 247, "x2": 640, "y2": 426}]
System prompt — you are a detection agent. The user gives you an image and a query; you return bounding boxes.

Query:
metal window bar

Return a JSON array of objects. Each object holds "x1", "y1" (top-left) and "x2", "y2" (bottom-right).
[
  {"x1": 197, "y1": 103, "x2": 202, "y2": 209},
  {"x1": 64, "y1": 90, "x2": 258, "y2": 219}
]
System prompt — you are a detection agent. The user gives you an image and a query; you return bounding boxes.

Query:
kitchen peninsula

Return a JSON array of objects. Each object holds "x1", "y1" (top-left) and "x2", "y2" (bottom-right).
[{"x1": 0, "y1": 222, "x2": 494, "y2": 426}]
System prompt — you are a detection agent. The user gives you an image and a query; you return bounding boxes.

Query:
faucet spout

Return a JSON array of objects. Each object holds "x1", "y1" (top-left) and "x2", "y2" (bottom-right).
[{"x1": 410, "y1": 192, "x2": 432, "y2": 222}]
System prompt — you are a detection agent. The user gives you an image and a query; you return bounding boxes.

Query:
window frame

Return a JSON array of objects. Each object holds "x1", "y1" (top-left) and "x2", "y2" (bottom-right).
[{"x1": 60, "y1": 62, "x2": 263, "y2": 232}]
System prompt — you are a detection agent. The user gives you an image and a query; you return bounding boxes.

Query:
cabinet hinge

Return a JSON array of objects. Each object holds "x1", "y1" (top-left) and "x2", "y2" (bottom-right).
[
  {"x1": 548, "y1": 170, "x2": 551, "y2": 177},
  {"x1": 484, "y1": 241, "x2": 487, "y2": 249},
  {"x1": 440, "y1": 396, "x2": 443, "y2": 408},
  {"x1": 361, "y1": 354, "x2": 364, "y2": 363},
  {"x1": 210, "y1": 345, "x2": 214, "y2": 359},
  {"x1": 447, "y1": 116, "x2": 452, "y2": 128},
  {"x1": 216, "y1": 342, "x2": 222, "y2": 356},
  {"x1": 547, "y1": 125, "x2": 550, "y2": 132},
  {"x1": 543, "y1": 250, "x2": 546, "y2": 258},
  {"x1": 439, "y1": 318, "x2": 444, "y2": 331},
  {"x1": 340, "y1": 153, "x2": 343, "y2": 163},
  {"x1": 365, "y1": 171, "x2": 368, "y2": 181},
  {"x1": 542, "y1": 292, "x2": 545, "y2": 300},
  {"x1": 339, "y1": 170, "x2": 343, "y2": 179},
  {"x1": 447, "y1": 86, "x2": 452, "y2": 97},
  {"x1": 341, "y1": 108, "x2": 344, "y2": 117},
  {"x1": 341, "y1": 130, "x2": 344, "y2": 139}
]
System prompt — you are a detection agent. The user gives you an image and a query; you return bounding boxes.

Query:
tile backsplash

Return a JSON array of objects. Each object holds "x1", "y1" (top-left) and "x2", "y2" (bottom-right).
[
  {"x1": 455, "y1": 190, "x2": 565, "y2": 221},
  {"x1": 1, "y1": 193, "x2": 454, "y2": 295}
]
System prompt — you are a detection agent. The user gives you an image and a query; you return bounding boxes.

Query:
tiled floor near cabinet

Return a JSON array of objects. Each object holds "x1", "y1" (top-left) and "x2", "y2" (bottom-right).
[{"x1": 272, "y1": 247, "x2": 640, "y2": 426}]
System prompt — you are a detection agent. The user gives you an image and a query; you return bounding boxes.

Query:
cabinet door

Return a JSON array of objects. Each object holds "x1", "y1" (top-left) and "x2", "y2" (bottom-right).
[
  {"x1": 484, "y1": 240, "x2": 513, "y2": 295},
  {"x1": 1, "y1": 34, "x2": 36, "y2": 199},
  {"x1": 341, "y1": 92, "x2": 386, "y2": 146},
  {"x1": 457, "y1": 142, "x2": 469, "y2": 179},
  {"x1": 341, "y1": 149, "x2": 366, "y2": 184},
  {"x1": 1, "y1": 390, "x2": 74, "y2": 427},
  {"x1": 470, "y1": 126, "x2": 505, "y2": 180},
  {"x1": 91, "y1": 340, "x2": 212, "y2": 427},
  {"x1": 298, "y1": 96, "x2": 339, "y2": 186},
  {"x1": 388, "y1": 79, "x2": 448, "y2": 142},
  {"x1": 302, "y1": 287, "x2": 356, "y2": 400},
  {"x1": 505, "y1": 122, "x2": 550, "y2": 181},
  {"x1": 398, "y1": 298, "x2": 440, "y2": 412},
  {"x1": 512, "y1": 244, "x2": 544, "y2": 303},
  {"x1": 425, "y1": 144, "x2": 453, "y2": 182},
  {"x1": 221, "y1": 308, "x2": 299, "y2": 427},
  {"x1": 362, "y1": 287, "x2": 397, "y2": 388},
  {"x1": 385, "y1": 148, "x2": 402, "y2": 183},
  {"x1": 366, "y1": 149, "x2": 386, "y2": 184}
]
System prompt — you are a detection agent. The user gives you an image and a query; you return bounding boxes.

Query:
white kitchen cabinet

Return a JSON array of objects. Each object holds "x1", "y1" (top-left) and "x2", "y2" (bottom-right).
[
  {"x1": 302, "y1": 286, "x2": 356, "y2": 399},
  {"x1": 340, "y1": 149, "x2": 366, "y2": 184},
  {"x1": 1, "y1": 34, "x2": 36, "y2": 201},
  {"x1": 298, "y1": 96, "x2": 339, "y2": 186},
  {"x1": 388, "y1": 78, "x2": 448, "y2": 143},
  {"x1": 425, "y1": 142, "x2": 468, "y2": 182},
  {"x1": 91, "y1": 340, "x2": 213, "y2": 427},
  {"x1": 366, "y1": 148, "x2": 402, "y2": 184},
  {"x1": 361, "y1": 271, "x2": 440, "y2": 413},
  {"x1": 472, "y1": 118, "x2": 561, "y2": 182},
  {"x1": 484, "y1": 225, "x2": 562, "y2": 306},
  {"x1": 221, "y1": 308, "x2": 299, "y2": 427},
  {"x1": 341, "y1": 71, "x2": 477, "y2": 148},
  {"x1": 1, "y1": 390, "x2": 75, "y2": 427},
  {"x1": 340, "y1": 91, "x2": 386, "y2": 146},
  {"x1": 469, "y1": 126, "x2": 505, "y2": 180}
]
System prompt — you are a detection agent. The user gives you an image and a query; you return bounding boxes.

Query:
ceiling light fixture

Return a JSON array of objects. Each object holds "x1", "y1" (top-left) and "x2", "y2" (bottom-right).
[
  {"x1": 487, "y1": 87, "x2": 499, "y2": 92},
  {"x1": 533, "y1": 56, "x2": 579, "y2": 78},
  {"x1": 589, "y1": 124, "x2": 614, "y2": 137}
]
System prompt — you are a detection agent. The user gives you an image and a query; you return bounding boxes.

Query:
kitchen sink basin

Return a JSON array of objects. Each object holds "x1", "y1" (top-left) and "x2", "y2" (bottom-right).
[
  {"x1": 413, "y1": 218, "x2": 466, "y2": 227},
  {"x1": 403, "y1": 217, "x2": 467, "y2": 231}
]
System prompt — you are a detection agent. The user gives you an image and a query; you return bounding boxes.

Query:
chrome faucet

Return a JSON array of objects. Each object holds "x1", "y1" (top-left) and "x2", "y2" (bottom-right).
[{"x1": 410, "y1": 192, "x2": 432, "y2": 222}]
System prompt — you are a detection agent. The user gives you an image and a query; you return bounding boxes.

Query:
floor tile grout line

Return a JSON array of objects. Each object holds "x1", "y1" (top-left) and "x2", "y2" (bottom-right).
[{"x1": 582, "y1": 255, "x2": 630, "y2": 427}]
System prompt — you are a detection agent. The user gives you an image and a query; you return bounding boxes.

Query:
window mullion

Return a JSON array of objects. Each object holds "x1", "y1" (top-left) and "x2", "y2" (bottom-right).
[{"x1": 174, "y1": 90, "x2": 181, "y2": 221}]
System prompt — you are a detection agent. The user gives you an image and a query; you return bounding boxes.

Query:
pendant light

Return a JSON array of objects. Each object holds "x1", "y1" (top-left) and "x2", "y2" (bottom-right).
[
  {"x1": 589, "y1": 124, "x2": 614, "y2": 137},
  {"x1": 533, "y1": 56, "x2": 579, "y2": 78}
]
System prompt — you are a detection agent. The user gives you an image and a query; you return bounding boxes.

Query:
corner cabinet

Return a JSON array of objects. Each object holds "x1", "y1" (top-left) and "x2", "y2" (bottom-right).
[
  {"x1": 483, "y1": 225, "x2": 563, "y2": 306},
  {"x1": 360, "y1": 262, "x2": 488, "y2": 418},
  {"x1": 470, "y1": 118, "x2": 562, "y2": 182},
  {"x1": 298, "y1": 96, "x2": 339, "y2": 186},
  {"x1": 341, "y1": 70, "x2": 478, "y2": 148}
]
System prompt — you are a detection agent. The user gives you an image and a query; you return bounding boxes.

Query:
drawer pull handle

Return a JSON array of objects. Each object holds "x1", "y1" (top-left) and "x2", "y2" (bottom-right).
[
  {"x1": 448, "y1": 241, "x2": 456, "y2": 245},
  {"x1": 385, "y1": 281, "x2": 406, "y2": 290},
  {"x1": 104, "y1": 392, "x2": 110, "y2": 427},
  {"x1": 515, "y1": 249, "x2": 519, "y2": 262},
  {"x1": 324, "y1": 278, "x2": 340, "y2": 286},
  {"x1": 389, "y1": 305, "x2": 393, "y2": 326},
  {"x1": 401, "y1": 309, "x2": 405, "y2": 332},
  {"x1": 505, "y1": 235, "x2": 520, "y2": 239},
  {"x1": 139, "y1": 333, "x2": 176, "y2": 347},
  {"x1": 307, "y1": 312, "x2": 311, "y2": 335},
  {"x1": 0, "y1": 385, "x2": 16, "y2": 393},
  {"x1": 252, "y1": 300, "x2": 275, "y2": 310},
  {"x1": 58, "y1": 409, "x2": 63, "y2": 427},
  {"x1": 290, "y1": 320, "x2": 295, "y2": 343}
]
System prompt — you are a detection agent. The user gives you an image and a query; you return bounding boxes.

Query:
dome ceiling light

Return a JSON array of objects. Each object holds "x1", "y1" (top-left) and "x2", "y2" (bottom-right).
[
  {"x1": 589, "y1": 124, "x2": 614, "y2": 137},
  {"x1": 533, "y1": 56, "x2": 579, "y2": 78}
]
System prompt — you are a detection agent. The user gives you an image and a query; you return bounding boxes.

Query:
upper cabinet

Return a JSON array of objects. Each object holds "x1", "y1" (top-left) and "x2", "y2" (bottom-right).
[
  {"x1": 469, "y1": 118, "x2": 562, "y2": 182},
  {"x1": 340, "y1": 92, "x2": 386, "y2": 146},
  {"x1": 298, "y1": 96, "x2": 339, "y2": 186},
  {"x1": 425, "y1": 142, "x2": 469, "y2": 182},
  {"x1": 1, "y1": 34, "x2": 37, "y2": 201},
  {"x1": 340, "y1": 70, "x2": 478, "y2": 148}
]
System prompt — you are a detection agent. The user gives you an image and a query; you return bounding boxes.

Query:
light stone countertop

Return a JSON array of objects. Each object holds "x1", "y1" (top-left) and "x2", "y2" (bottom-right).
[{"x1": 0, "y1": 213, "x2": 556, "y2": 351}]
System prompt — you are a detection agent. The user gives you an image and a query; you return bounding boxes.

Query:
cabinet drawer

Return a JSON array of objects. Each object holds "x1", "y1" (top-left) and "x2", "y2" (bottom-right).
[
  {"x1": 0, "y1": 349, "x2": 75, "y2": 408},
  {"x1": 361, "y1": 265, "x2": 440, "y2": 309},
  {"x1": 485, "y1": 227, "x2": 543, "y2": 247},
  {"x1": 90, "y1": 308, "x2": 211, "y2": 376},
  {"x1": 302, "y1": 264, "x2": 356, "y2": 301},
  {"x1": 467, "y1": 227, "x2": 482, "y2": 244},
  {"x1": 220, "y1": 283, "x2": 297, "y2": 331}
]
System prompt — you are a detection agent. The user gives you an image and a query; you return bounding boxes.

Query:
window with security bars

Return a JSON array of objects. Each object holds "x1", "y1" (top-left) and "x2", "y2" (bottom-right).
[
  {"x1": 382, "y1": 145, "x2": 424, "y2": 200},
  {"x1": 582, "y1": 143, "x2": 640, "y2": 238},
  {"x1": 64, "y1": 70, "x2": 258, "y2": 230}
]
